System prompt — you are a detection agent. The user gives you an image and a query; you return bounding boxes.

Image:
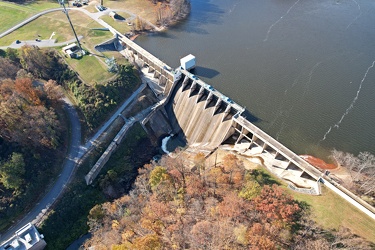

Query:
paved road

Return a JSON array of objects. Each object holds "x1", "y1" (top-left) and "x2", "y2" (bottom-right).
[
  {"x1": 0, "y1": 82, "x2": 148, "y2": 243},
  {"x1": 0, "y1": 36, "x2": 83, "y2": 50},
  {"x1": 0, "y1": 5, "x2": 152, "y2": 243},
  {"x1": 0, "y1": 99, "x2": 81, "y2": 243}
]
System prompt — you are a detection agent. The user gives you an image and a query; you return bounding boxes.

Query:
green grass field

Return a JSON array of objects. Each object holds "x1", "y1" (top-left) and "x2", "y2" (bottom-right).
[
  {"x1": 64, "y1": 53, "x2": 115, "y2": 84},
  {"x1": 0, "y1": 1, "x2": 60, "y2": 34},
  {"x1": 104, "y1": 0, "x2": 158, "y2": 23},
  {"x1": 0, "y1": 10, "x2": 113, "y2": 45},
  {"x1": 0, "y1": 9, "x2": 116, "y2": 84},
  {"x1": 248, "y1": 167, "x2": 375, "y2": 243},
  {"x1": 100, "y1": 14, "x2": 132, "y2": 34},
  {"x1": 290, "y1": 186, "x2": 375, "y2": 243},
  {"x1": 0, "y1": 6, "x2": 31, "y2": 34}
]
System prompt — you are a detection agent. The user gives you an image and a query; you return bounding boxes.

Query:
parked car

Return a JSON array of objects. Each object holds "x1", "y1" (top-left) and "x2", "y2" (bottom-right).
[{"x1": 15, "y1": 40, "x2": 21, "y2": 44}]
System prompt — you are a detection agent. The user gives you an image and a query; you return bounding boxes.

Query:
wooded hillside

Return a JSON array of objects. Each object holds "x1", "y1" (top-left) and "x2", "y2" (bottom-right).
[
  {"x1": 84, "y1": 153, "x2": 372, "y2": 249},
  {"x1": 0, "y1": 44, "x2": 142, "y2": 233},
  {"x1": 0, "y1": 46, "x2": 66, "y2": 231}
]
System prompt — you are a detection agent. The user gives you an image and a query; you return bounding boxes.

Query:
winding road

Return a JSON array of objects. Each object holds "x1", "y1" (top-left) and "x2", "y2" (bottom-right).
[
  {"x1": 0, "y1": 99, "x2": 81, "y2": 243},
  {"x1": 0, "y1": 5, "x2": 151, "y2": 243},
  {"x1": 0, "y1": 83, "x2": 147, "y2": 244}
]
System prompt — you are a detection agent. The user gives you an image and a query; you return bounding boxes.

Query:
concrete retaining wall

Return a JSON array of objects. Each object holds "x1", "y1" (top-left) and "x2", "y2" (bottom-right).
[{"x1": 85, "y1": 119, "x2": 135, "y2": 185}]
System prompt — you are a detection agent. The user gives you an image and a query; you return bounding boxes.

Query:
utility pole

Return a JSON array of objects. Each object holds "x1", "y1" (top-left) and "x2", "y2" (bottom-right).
[{"x1": 58, "y1": 0, "x2": 84, "y2": 55}]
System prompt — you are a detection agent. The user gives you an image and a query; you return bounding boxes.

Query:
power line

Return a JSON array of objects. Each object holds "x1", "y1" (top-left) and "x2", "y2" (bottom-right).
[{"x1": 58, "y1": 0, "x2": 84, "y2": 55}]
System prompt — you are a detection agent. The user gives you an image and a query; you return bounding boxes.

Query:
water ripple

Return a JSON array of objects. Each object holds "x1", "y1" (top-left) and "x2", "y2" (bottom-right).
[
  {"x1": 321, "y1": 59, "x2": 375, "y2": 141},
  {"x1": 346, "y1": 0, "x2": 362, "y2": 30},
  {"x1": 264, "y1": 0, "x2": 301, "y2": 42}
]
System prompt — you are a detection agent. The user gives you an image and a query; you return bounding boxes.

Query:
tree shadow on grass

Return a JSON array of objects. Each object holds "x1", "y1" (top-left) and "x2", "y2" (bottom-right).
[{"x1": 251, "y1": 169, "x2": 280, "y2": 186}]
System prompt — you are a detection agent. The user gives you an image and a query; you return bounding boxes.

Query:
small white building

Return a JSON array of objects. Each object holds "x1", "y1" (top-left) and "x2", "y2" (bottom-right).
[
  {"x1": 62, "y1": 43, "x2": 78, "y2": 58},
  {"x1": 180, "y1": 54, "x2": 196, "y2": 71},
  {"x1": 0, "y1": 223, "x2": 46, "y2": 250},
  {"x1": 109, "y1": 11, "x2": 117, "y2": 19}
]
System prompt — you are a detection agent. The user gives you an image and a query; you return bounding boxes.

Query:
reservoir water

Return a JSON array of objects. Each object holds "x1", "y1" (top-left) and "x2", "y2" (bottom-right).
[{"x1": 135, "y1": 0, "x2": 375, "y2": 159}]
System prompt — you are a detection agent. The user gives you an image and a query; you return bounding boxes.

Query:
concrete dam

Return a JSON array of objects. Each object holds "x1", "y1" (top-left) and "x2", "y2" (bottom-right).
[
  {"x1": 117, "y1": 34, "x2": 322, "y2": 194},
  {"x1": 88, "y1": 32, "x2": 375, "y2": 220},
  {"x1": 165, "y1": 70, "x2": 242, "y2": 151},
  {"x1": 162, "y1": 69, "x2": 321, "y2": 194}
]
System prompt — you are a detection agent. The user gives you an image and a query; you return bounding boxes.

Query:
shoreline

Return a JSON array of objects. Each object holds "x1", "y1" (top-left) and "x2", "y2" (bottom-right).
[{"x1": 300, "y1": 155, "x2": 337, "y2": 170}]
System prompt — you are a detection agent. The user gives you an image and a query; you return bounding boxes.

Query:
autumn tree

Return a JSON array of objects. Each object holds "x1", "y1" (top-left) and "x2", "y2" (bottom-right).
[
  {"x1": 170, "y1": 0, "x2": 190, "y2": 19},
  {"x1": 223, "y1": 153, "x2": 244, "y2": 186},
  {"x1": 0, "y1": 78, "x2": 61, "y2": 148},
  {"x1": 253, "y1": 184, "x2": 301, "y2": 224},
  {"x1": 85, "y1": 153, "x2": 372, "y2": 249},
  {"x1": 19, "y1": 45, "x2": 61, "y2": 80},
  {"x1": 43, "y1": 79, "x2": 64, "y2": 103},
  {"x1": 0, "y1": 152, "x2": 25, "y2": 190},
  {"x1": 193, "y1": 152, "x2": 205, "y2": 176},
  {"x1": 134, "y1": 16, "x2": 145, "y2": 31},
  {"x1": 156, "y1": 3, "x2": 172, "y2": 26},
  {"x1": 0, "y1": 57, "x2": 20, "y2": 80}
]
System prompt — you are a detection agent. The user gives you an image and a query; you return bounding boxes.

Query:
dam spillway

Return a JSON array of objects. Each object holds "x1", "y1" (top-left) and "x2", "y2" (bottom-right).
[
  {"x1": 166, "y1": 72, "x2": 240, "y2": 150},
  {"x1": 162, "y1": 69, "x2": 323, "y2": 194}
]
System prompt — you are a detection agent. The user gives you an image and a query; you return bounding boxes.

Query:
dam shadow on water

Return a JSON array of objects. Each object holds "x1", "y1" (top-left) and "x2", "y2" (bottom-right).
[{"x1": 192, "y1": 66, "x2": 220, "y2": 79}]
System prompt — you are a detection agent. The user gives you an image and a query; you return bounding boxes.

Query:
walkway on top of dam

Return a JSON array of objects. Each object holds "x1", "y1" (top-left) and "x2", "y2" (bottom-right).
[{"x1": 179, "y1": 69, "x2": 245, "y2": 114}]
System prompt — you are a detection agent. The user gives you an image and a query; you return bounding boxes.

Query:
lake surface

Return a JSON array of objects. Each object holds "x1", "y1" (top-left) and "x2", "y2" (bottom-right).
[{"x1": 136, "y1": 0, "x2": 375, "y2": 159}]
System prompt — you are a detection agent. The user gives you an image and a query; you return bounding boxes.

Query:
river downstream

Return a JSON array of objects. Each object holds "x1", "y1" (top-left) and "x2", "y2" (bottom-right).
[{"x1": 136, "y1": 0, "x2": 375, "y2": 159}]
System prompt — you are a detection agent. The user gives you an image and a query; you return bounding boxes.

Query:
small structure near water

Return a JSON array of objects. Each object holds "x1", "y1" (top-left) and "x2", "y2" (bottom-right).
[{"x1": 180, "y1": 54, "x2": 196, "y2": 71}]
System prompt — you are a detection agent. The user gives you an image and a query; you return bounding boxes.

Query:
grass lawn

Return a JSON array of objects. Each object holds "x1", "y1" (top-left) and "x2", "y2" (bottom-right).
[
  {"x1": 64, "y1": 53, "x2": 115, "y2": 84},
  {"x1": 290, "y1": 186, "x2": 375, "y2": 243},
  {"x1": 0, "y1": 1, "x2": 60, "y2": 34},
  {"x1": 0, "y1": 14, "x2": 72, "y2": 45},
  {"x1": 249, "y1": 166, "x2": 375, "y2": 243},
  {"x1": 0, "y1": 6, "x2": 31, "y2": 34},
  {"x1": 100, "y1": 15, "x2": 132, "y2": 34},
  {"x1": 17, "y1": 1, "x2": 59, "y2": 11},
  {"x1": 0, "y1": 10, "x2": 113, "y2": 46},
  {"x1": 104, "y1": 0, "x2": 158, "y2": 24},
  {"x1": 84, "y1": 4, "x2": 98, "y2": 13}
]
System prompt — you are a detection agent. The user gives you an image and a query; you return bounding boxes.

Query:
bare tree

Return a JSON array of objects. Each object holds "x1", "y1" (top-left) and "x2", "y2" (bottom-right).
[{"x1": 331, "y1": 149, "x2": 375, "y2": 197}]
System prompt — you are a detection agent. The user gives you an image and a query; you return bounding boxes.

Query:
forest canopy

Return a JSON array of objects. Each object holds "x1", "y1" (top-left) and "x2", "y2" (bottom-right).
[{"x1": 84, "y1": 153, "x2": 372, "y2": 250}]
